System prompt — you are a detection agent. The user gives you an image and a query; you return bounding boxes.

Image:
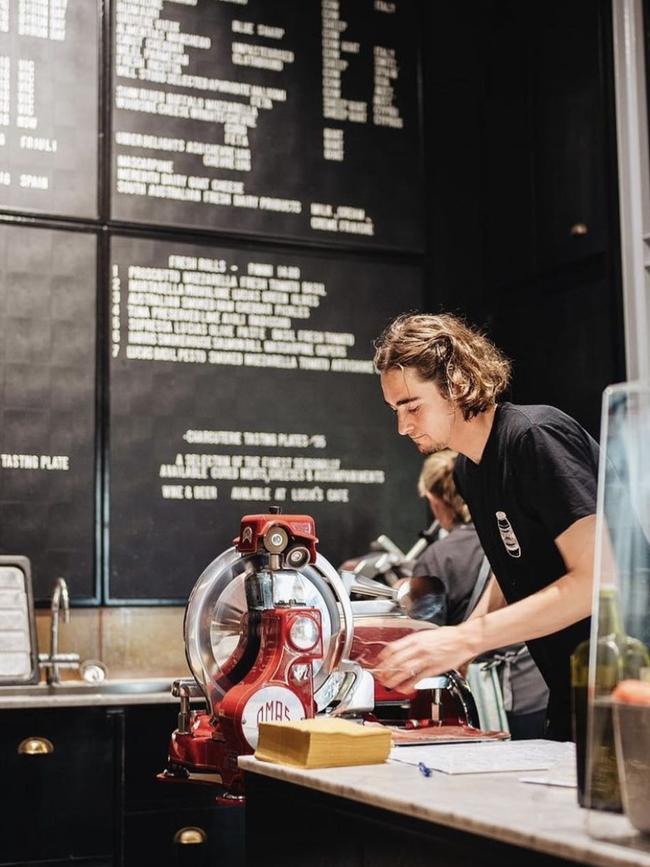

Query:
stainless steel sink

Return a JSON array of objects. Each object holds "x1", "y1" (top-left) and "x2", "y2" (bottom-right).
[{"x1": 0, "y1": 678, "x2": 174, "y2": 698}]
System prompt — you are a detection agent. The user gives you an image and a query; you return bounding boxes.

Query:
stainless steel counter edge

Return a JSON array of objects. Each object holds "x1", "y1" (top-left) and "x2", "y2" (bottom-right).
[
  {"x1": 0, "y1": 678, "x2": 183, "y2": 709},
  {"x1": 238, "y1": 753, "x2": 650, "y2": 867}
]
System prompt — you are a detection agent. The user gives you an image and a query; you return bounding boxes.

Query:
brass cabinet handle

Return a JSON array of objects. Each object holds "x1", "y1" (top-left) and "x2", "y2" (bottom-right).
[
  {"x1": 173, "y1": 826, "x2": 207, "y2": 845},
  {"x1": 17, "y1": 737, "x2": 54, "y2": 755}
]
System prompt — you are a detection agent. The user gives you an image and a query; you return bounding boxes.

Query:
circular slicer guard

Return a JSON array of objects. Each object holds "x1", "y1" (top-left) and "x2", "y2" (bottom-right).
[{"x1": 183, "y1": 547, "x2": 354, "y2": 713}]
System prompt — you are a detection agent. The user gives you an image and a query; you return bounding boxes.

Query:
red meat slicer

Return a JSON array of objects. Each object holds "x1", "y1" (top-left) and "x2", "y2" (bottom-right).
[{"x1": 162, "y1": 509, "x2": 481, "y2": 799}]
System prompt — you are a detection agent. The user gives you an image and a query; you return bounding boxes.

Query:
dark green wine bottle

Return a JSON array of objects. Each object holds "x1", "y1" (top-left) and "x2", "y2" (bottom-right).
[{"x1": 571, "y1": 586, "x2": 650, "y2": 812}]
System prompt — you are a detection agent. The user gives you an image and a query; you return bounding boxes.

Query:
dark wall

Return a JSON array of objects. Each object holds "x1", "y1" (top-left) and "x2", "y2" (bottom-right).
[{"x1": 422, "y1": 0, "x2": 625, "y2": 439}]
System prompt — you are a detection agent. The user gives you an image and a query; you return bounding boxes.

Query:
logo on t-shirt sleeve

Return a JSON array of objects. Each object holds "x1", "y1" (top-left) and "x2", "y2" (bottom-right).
[{"x1": 495, "y1": 511, "x2": 521, "y2": 558}]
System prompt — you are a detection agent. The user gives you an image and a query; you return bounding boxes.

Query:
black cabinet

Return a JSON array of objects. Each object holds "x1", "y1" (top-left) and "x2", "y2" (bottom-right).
[
  {"x1": 0, "y1": 703, "x2": 244, "y2": 867},
  {"x1": 122, "y1": 705, "x2": 244, "y2": 867},
  {"x1": 245, "y1": 774, "x2": 579, "y2": 867},
  {"x1": 125, "y1": 805, "x2": 244, "y2": 867},
  {"x1": 0, "y1": 707, "x2": 119, "y2": 866}
]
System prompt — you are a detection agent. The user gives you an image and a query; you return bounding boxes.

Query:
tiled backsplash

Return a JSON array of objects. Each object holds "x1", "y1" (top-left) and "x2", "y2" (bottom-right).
[{"x1": 35, "y1": 607, "x2": 189, "y2": 680}]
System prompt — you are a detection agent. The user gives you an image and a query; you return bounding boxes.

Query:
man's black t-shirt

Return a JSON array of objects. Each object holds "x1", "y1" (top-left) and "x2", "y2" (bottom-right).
[{"x1": 454, "y1": 402, "x2": 598, "y2": 740}]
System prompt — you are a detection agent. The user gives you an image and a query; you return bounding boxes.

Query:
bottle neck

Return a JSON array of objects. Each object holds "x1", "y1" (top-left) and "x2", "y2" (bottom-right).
[{"x1": 598, "y1": 587, "x2": 623, "y2": 637}]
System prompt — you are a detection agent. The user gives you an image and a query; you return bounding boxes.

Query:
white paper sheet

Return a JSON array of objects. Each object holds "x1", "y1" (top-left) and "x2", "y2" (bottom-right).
[
  {"x1": 519, "y1": 757, "x2": 577, "y2": 788},
  {"x1": 389, "y1": 739, "x2": 575, "y2": 775}
]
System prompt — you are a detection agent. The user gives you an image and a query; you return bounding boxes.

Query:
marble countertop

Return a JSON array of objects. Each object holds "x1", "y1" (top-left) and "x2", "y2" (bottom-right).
[
  {"x1": 239, "y1": 744, "x2": 650, "y2": 867},
  {"x1": 0, "y1": 678, "x2": 196, "y2": 709}
]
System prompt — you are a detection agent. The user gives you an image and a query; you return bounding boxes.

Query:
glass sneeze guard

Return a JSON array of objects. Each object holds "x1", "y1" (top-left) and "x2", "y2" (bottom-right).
[{"x1": 586, "y1": 382, "x2": 650, "y2": 848}]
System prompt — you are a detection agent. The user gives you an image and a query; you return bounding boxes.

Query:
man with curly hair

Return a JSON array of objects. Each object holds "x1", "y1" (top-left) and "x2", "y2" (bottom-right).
[{"x1": 374, "y1": 313, "x2": 597, "y2": 740}]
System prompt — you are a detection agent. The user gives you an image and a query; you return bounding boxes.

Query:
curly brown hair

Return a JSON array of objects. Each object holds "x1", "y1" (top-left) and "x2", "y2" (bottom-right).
[
  {"x1": 373, "y1": 313, "x2": 511, "y2": 420},
  {"x1": 417, "y1": 449, "x2": 470, "y2": 524}
]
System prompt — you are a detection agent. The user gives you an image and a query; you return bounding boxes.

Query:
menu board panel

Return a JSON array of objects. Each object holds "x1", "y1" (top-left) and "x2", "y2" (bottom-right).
[
  {"x1": 0, "y1": 0, "x2": 99, "y2": 218},
  {"x1": 109, "y1": 234, "x2": 423, "y2": 600},
  {"x1": 111, "y1": 0, "x2": 422, "y2": 251},
  {"x1": 0, "y1": 225, "x2": 96, "y2": 600}
]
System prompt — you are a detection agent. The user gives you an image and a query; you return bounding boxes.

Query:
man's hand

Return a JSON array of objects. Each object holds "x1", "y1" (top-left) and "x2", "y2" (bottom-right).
[
  {"x1": 375, "y1": 514, "x2": 597, "y2": 693},
  {"x1": 375, "y1": 624, "x2": 475, "y2": 693}
]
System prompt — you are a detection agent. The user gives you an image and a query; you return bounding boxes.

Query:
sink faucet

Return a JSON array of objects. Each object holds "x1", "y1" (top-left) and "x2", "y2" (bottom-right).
[
  {"x1": 41, "y1": 577, "x2": 79, "y2": 685},
  {"x1": 48, "y1": 577, "x2": 69, "y2": 685}
]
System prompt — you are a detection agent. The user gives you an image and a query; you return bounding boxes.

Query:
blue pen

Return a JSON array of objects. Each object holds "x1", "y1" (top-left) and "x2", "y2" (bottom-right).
[{"x1": 418, "y1": 761, "x2": 432, "y2": 778}]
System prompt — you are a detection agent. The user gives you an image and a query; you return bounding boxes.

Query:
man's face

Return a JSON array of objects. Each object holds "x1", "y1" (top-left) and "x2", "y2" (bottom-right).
[{"x1": 380, "y1": 366, "x2": 456, "y2": 454}]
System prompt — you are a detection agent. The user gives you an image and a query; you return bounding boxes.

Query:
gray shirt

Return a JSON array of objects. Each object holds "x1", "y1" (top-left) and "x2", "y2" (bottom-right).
[{"x1": 413, "y1": 523, "x2": 484, "y2": 625}]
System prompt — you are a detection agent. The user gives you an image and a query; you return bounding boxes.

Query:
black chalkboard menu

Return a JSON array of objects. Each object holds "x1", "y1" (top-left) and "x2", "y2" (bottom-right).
[
  {"x1": 110, "y1": 0, "x2": 422, "y2": 252},
  {"x1": 0, "y1": 0, "x2": 99, "y2": 218},
  {"x1": 109, "y1": 234, "x2": 423, "y2": 601},
  {"x1": 0, "y1": 225, "x2": 96, "y2": 601}
]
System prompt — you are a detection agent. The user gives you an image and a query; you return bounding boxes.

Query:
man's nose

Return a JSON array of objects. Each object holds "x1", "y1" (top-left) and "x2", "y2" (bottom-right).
[{"x1": 397, "y1": 410, "x2": 412, "y2": 436}]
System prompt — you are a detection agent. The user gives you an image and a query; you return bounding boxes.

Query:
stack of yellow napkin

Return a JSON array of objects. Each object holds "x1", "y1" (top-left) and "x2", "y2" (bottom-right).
[{"x1": 255, "y1": 717, "x2": 392, "y2": 769}]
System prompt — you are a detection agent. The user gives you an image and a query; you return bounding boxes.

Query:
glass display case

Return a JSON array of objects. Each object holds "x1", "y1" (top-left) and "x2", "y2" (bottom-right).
[{"x1": 584, "y1": 383, "x2": 650, "y2": 843}]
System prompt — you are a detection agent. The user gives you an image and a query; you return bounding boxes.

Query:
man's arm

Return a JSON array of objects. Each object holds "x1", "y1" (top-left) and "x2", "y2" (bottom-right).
[
  {"x1": 466, "y1": 574, "x2": 506, "y2": 620},
  {"x1": 463, "y1": 514, "x2": 594, "y2": 651},
  {"x1": 456, "y1": 573, "x2": 504, "y2": 674},
  {"x1": 376, "y1": 514, "x2": 595, "y2": 691}
]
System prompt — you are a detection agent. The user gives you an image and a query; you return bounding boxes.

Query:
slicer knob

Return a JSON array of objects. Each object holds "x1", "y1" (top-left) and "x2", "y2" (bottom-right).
[
  {"x1": 286, "y1": 546, "x2": 310, "y2": 568},
  {"x1": 263, "y1": 525, "x2": 289, "y2": 554}
]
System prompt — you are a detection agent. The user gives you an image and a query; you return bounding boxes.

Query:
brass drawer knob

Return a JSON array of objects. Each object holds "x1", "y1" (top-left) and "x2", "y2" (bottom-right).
[
  {"x1": 173, "y1": 826, "x2": 207, "y2": 846},
  {"x1": 17, "y1": 737, "x2": 54, "y2": 755}
]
